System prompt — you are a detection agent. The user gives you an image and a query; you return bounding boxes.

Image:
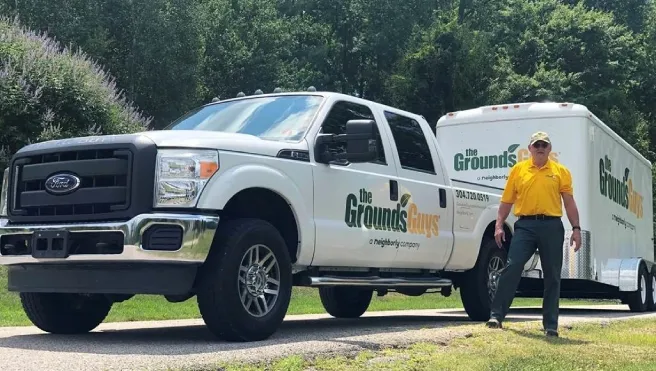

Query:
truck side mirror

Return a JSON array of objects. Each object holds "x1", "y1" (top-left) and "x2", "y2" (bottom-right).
[
  {"x1": 313, "y1": 119, "x2": 378, "y2": 165},
  {"x1": 344, "y1": 119, "x2": 378, "y2": 163}
]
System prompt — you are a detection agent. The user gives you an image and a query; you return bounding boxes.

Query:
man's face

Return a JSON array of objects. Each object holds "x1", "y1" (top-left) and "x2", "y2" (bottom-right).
[{"x1": 529, "y1": 140, "x2": 551, "y2": 161}]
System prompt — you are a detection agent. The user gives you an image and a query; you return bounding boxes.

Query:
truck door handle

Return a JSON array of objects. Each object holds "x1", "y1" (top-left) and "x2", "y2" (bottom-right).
[
  {"x1": 439, "y1": 188, "x2": 446, "y2": 208},
  {"x1": 390, "y1": 180, "x2": 398, "y2": 201}
]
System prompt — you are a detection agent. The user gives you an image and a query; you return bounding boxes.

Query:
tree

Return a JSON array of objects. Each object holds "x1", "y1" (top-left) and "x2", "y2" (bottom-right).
[{"x1": 0, "y1": 16, "x2": 150, "y2": 170}]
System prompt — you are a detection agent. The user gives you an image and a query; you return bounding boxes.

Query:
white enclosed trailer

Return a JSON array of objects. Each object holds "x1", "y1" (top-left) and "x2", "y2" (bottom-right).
[{"x1": 435, "y1": 102, "x2": 656, "y2": 312}]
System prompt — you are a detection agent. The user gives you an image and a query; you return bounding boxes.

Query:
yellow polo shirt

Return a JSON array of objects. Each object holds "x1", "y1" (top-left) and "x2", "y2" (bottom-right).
[{"x1": 501, "y1": 159, "x2": 573, "y2": 217}]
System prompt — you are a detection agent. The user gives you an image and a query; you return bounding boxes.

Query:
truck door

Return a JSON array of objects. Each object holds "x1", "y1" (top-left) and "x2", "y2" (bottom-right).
[
  {"x1": 310, "y1": 99, "x2": 401, "y2": 268},
  {"x1": 380, "y1": 110, "x2": 454, "y2": 270}
]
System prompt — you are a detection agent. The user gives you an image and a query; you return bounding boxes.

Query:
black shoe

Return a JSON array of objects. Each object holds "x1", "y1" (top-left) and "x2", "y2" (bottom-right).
[
  {"x1": 545, "y1": 329, "x2": 559, "y2": 337},
  {"x1": 486, "y1": 318, "x2": 502, "y2": 329}
]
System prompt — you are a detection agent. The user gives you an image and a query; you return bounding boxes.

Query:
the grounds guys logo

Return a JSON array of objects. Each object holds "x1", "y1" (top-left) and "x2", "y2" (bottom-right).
[
  {"x1": 344, "y1": 188, "x2": 439, "y2": 238},
  {"x1": 599, "y1": 155, "x2": 644, "y2": 219},
  {"x1": 454, "y1": 144, "x2": 559, "y2": 171}
]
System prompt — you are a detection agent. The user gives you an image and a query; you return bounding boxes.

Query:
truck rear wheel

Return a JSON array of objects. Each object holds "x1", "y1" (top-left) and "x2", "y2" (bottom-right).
[
  {"x1": 319, "y1": 287, "x2": 373, "y2": 318},
  {"x1": 196, "y1": 218, "x2": 292, "y2": 342},
  {"x1": 19, "y1": 292, "x2": 112, "y2": 334},
  {"x1": 627, "y1": 264, "x2": 650, "y2": 312},
  {"x1": 459, "y1": 238, "x2": 507, "y2": 321}
]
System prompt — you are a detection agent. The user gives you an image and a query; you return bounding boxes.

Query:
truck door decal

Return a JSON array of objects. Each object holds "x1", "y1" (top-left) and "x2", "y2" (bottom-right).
[{"x1": 344, "y1": 188, "x2": 440, "y2": 239}]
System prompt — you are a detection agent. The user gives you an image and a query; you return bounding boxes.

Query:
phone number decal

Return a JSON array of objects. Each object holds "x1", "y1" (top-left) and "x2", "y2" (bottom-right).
[{"x1": 455, "y1": 189, "x2": 490, "y2": 202}]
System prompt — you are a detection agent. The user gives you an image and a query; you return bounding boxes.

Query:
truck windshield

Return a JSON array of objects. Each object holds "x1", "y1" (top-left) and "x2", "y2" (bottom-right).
[{"x1": 165, "y1": 95, "x2": 324, "y2": 141}]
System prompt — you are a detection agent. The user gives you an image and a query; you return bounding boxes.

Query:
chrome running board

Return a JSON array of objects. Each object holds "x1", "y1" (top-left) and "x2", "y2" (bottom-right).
[{"x1": 303, "y1": 275, "x2": 453, "y2": 288}]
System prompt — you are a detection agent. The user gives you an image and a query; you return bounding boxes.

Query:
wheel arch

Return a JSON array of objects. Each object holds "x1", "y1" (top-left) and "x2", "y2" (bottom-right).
[
  {"x1": 196, "y1": 163, "x2": 314, "y2": 265},
  {"x1": 215, "y1": 187, "x2": 302, "y2": 264}
]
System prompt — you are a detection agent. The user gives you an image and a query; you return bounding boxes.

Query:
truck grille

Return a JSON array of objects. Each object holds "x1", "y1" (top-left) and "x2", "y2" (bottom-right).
[
  {"x1": 11, "y1": 149, "x2": 132, "y2": 218},
  {"x1": 6, "y1": 135, "x2": 158, "y2": 224}
]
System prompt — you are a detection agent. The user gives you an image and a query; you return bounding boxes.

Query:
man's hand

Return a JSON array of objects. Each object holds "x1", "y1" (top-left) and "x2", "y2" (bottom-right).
[
  {"x1": 494, "y1": 226, "x2": 505, "y2": 248},
  {"x1": 571, "y1": 229, "x2": 581, "y2": 252},
  {"x1": 562, "y1": 193, "x2": 581, "y2": 252},
  {"x1": 494, "y1": 202, "x2": 513, "y2": 248}
]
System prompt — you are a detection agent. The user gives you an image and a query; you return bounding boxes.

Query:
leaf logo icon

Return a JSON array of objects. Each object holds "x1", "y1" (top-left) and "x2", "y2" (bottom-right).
[
  {"x1": 508, "y1": 144, "x2": 519, "y2": 152},
  {"x1": 400, "y1": 193, "x2": 411, "y2": 207}
]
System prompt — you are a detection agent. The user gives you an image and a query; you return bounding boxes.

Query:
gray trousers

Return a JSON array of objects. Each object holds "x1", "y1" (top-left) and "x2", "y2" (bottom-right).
[{"x1": 490, "y1": 217, "x2": 565, "y2": 331}]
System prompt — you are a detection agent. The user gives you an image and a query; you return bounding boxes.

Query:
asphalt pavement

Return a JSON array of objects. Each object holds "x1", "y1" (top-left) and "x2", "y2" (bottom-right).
[{"x1": 0, "y1": 304, "x2": 654, "y2": 371}]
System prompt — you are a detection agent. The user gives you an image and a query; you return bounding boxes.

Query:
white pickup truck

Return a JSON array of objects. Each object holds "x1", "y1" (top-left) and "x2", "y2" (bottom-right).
[{"x1": 0, "y1": 91, "x2": 651, "y2": 342}]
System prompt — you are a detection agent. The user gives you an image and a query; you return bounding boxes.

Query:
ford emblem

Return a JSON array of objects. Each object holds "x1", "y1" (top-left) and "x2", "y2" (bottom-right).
[{"x1": 44, "y1": 173, "x2": 81, "y2": 195}]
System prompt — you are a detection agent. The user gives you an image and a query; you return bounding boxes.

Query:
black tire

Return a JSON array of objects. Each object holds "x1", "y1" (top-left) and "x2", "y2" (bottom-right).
[
  {"x1": 318, "y1": 286, "x2": 373, "y2": 318},
  {"x1": 459, "y1": 238, "x2": 508, "y2": 321},
  {"x1": 647, "y1": 268, "x2": 656, "y2": 312},
  {"x1": 627, "y1": 263, "x2": 649, "y2": 312},
  {"x1": 19, "y1": 292, "x2": 112, "y2": 334},
  {"x1": 196, "y1": 218, "x2": 292, "y2": 342}
]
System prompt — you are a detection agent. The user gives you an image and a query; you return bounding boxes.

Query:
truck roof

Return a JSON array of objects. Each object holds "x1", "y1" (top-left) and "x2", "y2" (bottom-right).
[
  {"x1": 203, "y1": 90, "x2": 427, "y2": 123},
  {"x1": 436, "y1": 102, "x2": 652, "y2": 167}
]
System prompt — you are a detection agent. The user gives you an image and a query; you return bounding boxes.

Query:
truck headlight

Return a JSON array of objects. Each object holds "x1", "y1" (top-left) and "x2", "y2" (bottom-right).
[
  {"x1": 0, "y1": 167, "x2": 8, "y2": 216},
  {"x1": 154, "y1": 149, "x2": 219, "y2": 208}
]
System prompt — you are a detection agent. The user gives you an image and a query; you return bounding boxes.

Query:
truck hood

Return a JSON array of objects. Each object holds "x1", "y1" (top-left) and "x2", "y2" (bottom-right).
[
  {"x1": 16, "y1": 130, "x2": 309, "y2": 158},
  {"x1": 139, "y1": 130, "x2": 308, "y2": 157}
]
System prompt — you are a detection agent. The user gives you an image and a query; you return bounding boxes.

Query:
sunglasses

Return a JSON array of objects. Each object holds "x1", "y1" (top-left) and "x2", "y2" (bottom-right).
[{"x1": 532, "y1": 141, "x2": 549, "y2": 149}]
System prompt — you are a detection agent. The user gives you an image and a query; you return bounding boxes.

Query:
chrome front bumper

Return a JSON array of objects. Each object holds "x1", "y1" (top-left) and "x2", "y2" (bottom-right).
[{"x1": 0, "y1": 213, "x2": 219, "y2": 265}]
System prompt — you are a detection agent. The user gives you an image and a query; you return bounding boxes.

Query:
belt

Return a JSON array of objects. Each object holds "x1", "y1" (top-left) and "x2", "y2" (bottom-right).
[{"x1": 518, "y1": 214, "x2": 561, "y2": 220}]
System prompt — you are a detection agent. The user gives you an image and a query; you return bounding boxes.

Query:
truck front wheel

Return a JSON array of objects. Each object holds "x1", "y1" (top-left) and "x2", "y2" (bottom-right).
[
  {"x1": 196, "y1": 218, "x2": 293, "y2": 342},
  {"x1": 319, "y1": 287, "x2": 373, "y2": 318},
  {"x1": 19, "y1": 292, "x2": 112, "y2": 334},
  {"x1": 459, "y1": 238, "x2": 507, "y2": 321}
]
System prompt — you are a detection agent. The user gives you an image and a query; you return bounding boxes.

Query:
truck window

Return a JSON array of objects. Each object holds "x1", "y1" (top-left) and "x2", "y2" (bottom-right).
[
  {"x1": 384, "y1": 111, "x2": 435, "y2": 174},
  {"x1": 320, "y1": 101, "x2": 386, "y2": 165}
]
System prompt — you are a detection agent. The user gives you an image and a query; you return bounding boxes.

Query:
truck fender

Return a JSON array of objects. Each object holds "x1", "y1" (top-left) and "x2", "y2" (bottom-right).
[
  {"x1": 462, "y1": 205, "x2": 513, "y2": 268},
  {"x1": 471, "y1": 207, "x2": 541, "y2": 272},
  {"x1": 195, "y1": 164, "x2": 314, "y2": 265}
]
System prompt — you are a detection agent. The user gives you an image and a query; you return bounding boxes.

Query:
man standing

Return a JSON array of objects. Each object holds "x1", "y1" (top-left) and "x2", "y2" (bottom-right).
[{"x1": 487, "y1": 131, "x2": 581, "y2": 337}]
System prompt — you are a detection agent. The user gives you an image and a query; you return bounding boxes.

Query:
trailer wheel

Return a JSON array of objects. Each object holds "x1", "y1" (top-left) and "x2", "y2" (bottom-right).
[
  {"x1": 196, "y1": 218, "x2": 293, "y2": 342},
  {"x1": 460, "y1": 238, "x2": 507, "y2": 321},
  {"x1": 319, "y1": 287, "x2": 373, "y2": 318},
  {"x1": 19, "y1": 292, "x2": 112, "y2": 334},
  {"x1": 648, "y1": 269, "x2": 656, "y2": 312},
  {"x1": 626, "y1": 264, "x2": 649, "y2": 313}
]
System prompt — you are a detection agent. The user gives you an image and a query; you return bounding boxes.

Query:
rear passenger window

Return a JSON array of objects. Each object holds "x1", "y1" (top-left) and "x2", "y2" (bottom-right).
[
  {"x1": 384, "y1": 111, "x2": 435, "y2": 173},
  {"x1": 320, "y1": 101, "x2": 386, "y2": 165}
]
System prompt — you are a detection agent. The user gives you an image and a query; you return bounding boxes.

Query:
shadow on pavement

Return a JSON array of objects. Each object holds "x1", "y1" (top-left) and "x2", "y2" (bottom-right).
[
  {"x1": 0, "y1": 306, "x2": 640, "y2": 356},
  {"x1": 0, "y1": 314, "x2": 536, "y2": 356}
]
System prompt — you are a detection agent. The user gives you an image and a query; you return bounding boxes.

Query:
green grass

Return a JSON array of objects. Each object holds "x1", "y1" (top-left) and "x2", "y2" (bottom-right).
[
  {"x1": 0, "y1": 266, "x2": 613, "y2": 327},
  {"x1": 205, "y1": 318, "x2": 656, "y2": 371}
]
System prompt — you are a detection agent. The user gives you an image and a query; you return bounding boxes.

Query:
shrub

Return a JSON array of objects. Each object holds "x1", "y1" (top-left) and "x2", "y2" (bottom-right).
[{"x1": 0, "y1": 16, "x2": 151, "y2": 170}]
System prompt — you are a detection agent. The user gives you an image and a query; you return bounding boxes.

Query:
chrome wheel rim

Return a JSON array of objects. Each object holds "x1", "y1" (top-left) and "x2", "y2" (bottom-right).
[
  {"x1": 651, "y1": 276, "x2": 656, "y2": 305},
  {"x1": 487, "y1": 256, "x2": 505, "y2": 302},
  {"x1": 640, "y1": 275, "x2": 647, "y2": 304},
  {"x1": 238, "y1": 244, "x2": 280, "y2": 317}
]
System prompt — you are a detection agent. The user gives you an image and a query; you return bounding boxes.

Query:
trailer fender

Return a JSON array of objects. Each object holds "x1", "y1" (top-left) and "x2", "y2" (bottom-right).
[{"x1": 618, "y1": 258, "x2": 647, "y2": 292}]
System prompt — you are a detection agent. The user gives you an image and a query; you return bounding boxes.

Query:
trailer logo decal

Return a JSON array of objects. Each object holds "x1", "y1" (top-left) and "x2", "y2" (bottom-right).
[
  {"x1": 599, "y1": 155, "x2": 644, "y2": 219},
  {"x1": 453, "y1": 145, "x2": 520, "y2": 171},
  {"x1": 344, "y1": 188, "x2": 440, "y2": 238},
  {"x1": 453, "y1": 145, "x2": 560, "y2": 174}
]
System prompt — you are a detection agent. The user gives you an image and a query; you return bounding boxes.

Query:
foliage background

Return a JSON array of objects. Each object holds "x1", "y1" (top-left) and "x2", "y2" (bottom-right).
[{"x1": 1, "y1": 0, "x2": 656, "y2": 253}]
